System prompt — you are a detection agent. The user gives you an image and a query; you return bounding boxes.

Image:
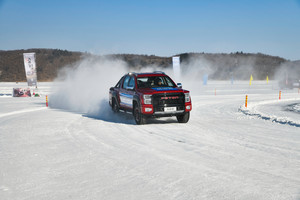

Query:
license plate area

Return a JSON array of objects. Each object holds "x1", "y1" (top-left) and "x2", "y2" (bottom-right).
[{"x1": 164, "y1": 107, "x2": 177, "y2": 112}]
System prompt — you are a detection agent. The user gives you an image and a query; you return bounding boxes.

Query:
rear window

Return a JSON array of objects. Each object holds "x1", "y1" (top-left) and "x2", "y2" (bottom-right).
[{"x1": 137, "y1": 76, "x2": 176, "y2": 88}]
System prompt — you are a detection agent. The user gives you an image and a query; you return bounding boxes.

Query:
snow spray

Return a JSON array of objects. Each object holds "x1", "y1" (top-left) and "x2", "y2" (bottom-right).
[{"x1": 48, "y1": 56, "x2": 139, "y2": 124}]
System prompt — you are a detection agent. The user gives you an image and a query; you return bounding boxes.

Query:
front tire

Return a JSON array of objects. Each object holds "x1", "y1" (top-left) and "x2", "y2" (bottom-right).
[
  {"x1": 133, "y1": 105, "x2": 146, "y2": 125},
  {"x1": 177, "y1": 112, "x2": 190, "y2": 123}
]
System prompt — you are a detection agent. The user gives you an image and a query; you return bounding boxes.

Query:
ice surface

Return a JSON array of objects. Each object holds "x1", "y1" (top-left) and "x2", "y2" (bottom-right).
[{"x1": 0, "y1": 81, "x2": 300, "y2": 200}]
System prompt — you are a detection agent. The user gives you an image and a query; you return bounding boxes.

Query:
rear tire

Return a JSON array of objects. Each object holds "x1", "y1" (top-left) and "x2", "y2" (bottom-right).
[
  {"x1": 133, "y1": 105, "x2": 146, "y2": 125},
  {"x1": 112, "y1": 99, "x2": 119, "y2": 113},
  {"x1": 177, "y1": 112, "x2": 190, "y2": 123}
]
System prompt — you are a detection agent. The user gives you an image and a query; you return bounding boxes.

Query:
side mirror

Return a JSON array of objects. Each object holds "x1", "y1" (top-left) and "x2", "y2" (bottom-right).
[{"x1": 177, "y1": 83, "x2": 182, "y2": 88}]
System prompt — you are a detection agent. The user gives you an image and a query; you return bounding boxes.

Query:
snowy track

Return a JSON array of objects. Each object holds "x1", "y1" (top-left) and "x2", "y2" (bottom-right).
[{"x1": 1, "y1": 81, "x2": 300, "y2": 200}]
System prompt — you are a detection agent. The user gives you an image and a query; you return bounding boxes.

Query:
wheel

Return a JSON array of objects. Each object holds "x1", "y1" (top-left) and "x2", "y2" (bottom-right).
[
  {"x1": 112, "y1": 98, "x2": 119, "y2": 113},
  {"x1": 176, "y1": 112, "x2": 190, "y2": 123},
  {"x1": 133, "y1": 105, "x2": 146, "y2": 125}
]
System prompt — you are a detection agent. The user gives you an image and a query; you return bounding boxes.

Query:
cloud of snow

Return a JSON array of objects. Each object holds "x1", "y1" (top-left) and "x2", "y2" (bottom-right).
[
  {"x1": 179, "y1": 54, "x2": 256, "y2": 81},
  {"x1": 273, "y1": 61, "x2": 300, "y2": 89},
  {"x1": 162, "y1": 54, "x2": 256, "y2": 94},
  {"x1": 49, "y1": 55, "x2": 134, "y2": 123}
]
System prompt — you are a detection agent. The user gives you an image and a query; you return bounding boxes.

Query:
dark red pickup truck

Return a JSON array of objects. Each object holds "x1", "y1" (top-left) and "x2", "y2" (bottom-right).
[{"x1": 109, "y1": 71, "x2": 192, "y2": 124}]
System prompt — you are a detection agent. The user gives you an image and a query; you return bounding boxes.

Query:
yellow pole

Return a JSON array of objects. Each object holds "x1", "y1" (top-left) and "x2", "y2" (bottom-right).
[{"x1": 249, "y1": 75, "x2": 253, "y2": 86}]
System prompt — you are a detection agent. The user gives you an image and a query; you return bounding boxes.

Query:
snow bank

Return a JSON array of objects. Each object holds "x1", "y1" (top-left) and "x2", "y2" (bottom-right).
[{"x1": 239, "y1": 99, "x2": 300, "y2": 127}]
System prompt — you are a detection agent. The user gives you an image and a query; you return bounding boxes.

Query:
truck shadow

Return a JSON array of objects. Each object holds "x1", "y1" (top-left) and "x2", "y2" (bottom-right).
[
  {"x1": 82, "y1": 99, "x2": 180, "y2": 125},
  {"x1": 49, "y1": 98, "x2": 180, "y2": 125},
  {"x1": 146, "y1": 118, "x2": 179, "y2": 124},
  {"x1": 83, "y1": 111, "x2": 179, "y2": 125},
  {"x1": 83, "y1": 111, "x2": 136, "y2": 125}
]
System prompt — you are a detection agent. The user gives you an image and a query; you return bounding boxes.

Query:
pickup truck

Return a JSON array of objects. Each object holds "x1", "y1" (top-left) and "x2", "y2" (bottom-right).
[{"x1": 109, "y1": 71, "x2": 192, "y2": 124}]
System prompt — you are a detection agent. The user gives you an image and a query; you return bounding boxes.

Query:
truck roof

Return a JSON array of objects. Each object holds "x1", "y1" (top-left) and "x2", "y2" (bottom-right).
[{"x1": 128, "y1": 71, "x2": 167, "y2": 77}]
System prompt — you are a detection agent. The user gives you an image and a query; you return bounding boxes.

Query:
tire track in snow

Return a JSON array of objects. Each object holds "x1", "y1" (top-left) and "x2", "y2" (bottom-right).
[{"x1": 0, "y1": 107, "x2": 47, "y2": 118}]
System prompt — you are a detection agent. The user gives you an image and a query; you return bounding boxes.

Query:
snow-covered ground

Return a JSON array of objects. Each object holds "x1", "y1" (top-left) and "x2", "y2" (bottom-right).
[{"x1": 1, "y1": 81, "x2": 300, "y2": 200}]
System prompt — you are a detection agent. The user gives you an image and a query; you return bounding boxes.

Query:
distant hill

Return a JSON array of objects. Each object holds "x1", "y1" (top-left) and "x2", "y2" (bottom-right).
[
  {"x1": 0, "y1": 49, "x2": 299, "y2": 81},
  {"x1": 0, "y1": 49, "x2": 82, "y2": 82}
]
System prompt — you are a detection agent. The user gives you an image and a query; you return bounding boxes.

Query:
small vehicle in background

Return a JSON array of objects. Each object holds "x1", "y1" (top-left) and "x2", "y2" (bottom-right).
[
  {"x1": 279, "y1": 77, "x2": 300, "y2": 89},
  {"x1": 12, "y1": 88, "x2": 31, "y2": 97}
]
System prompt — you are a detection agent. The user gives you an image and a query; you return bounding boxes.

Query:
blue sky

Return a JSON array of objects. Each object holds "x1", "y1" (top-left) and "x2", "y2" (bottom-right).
[{"x1": 0, "y1": 0, "x2": 300, "y2": 60}]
